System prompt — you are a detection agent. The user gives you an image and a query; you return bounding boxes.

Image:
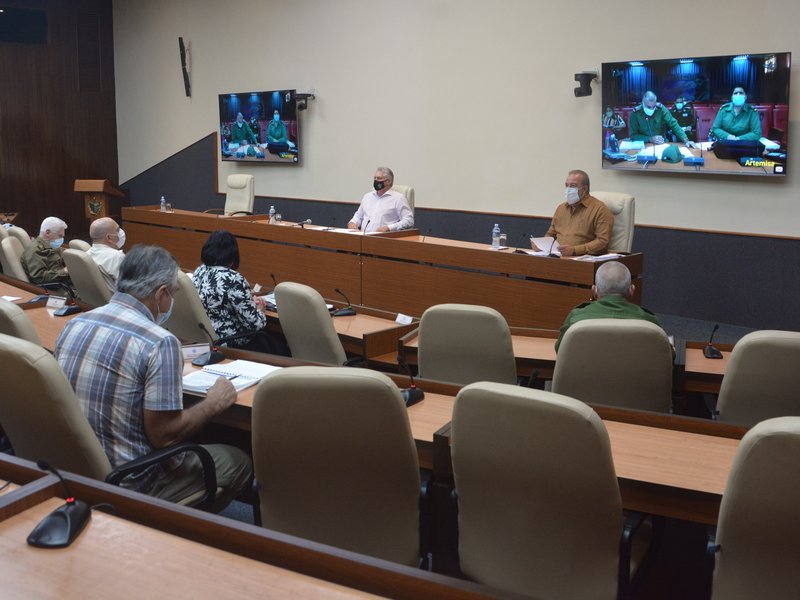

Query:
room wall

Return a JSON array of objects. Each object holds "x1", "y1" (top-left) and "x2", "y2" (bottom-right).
[{"x1": 113, "y1": 0, "x2": 799, "y2": 236}]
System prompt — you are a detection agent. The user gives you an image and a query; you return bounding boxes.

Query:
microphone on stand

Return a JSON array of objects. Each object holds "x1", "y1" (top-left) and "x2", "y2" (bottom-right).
[
  {"x1": 192, "y1": 323, "x2": 225, "y2": 366},
  {"x1": 547, "y1": 237, "x2": 560, "y2": 258},
  {"x1": 27, "y1": 460, "x2": 91, "y2": 548},
  {"x1": 397, "y1": 355, "x2": 425, "y2": 407},
  {"x1": 293, "y1": 219, "x2": 312, "y2": 228},
  {"x1": 332, "y1": 288, "x2": 356, "y2": 317},
  {"x1": 362, "y1": 219, "x2": 371, "y2": 233},
  {"x1": 421, "y1": 228, "x2": 432, "y2": 243},
  {"x1": 703, "y1": 324, "x2": 723, "y2": 359}
]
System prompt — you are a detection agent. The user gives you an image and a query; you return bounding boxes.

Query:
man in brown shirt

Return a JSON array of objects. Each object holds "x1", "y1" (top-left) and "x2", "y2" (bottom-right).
[{"x1": 535, "y1": 169, "x2": 613, "y2": 256}]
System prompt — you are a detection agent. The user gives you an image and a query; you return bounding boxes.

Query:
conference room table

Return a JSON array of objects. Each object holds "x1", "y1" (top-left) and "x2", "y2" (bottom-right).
[{"x1": 122, "y1": 205, "x2": 645, "y2": 329}]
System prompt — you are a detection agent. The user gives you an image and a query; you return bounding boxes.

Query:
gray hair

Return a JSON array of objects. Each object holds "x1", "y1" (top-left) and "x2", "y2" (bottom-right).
[
  {"x1": 595, "y1": 261, "x2": 631, "y2": 297},
  {"x1": 376, "y1": 167, "x2": 394, "y2": 182},
  {"x1": 643, "y1": 90, "x2": 657, "y2": 103},
  {"x1": 116, "y1": 245, "x2": 179, "y2": 300},
  {"x1": 568, "y1": 169, "x2": 590, "y2": 191},
  {"x1": 40, "y1": 216, "x2": 67, "y2": 235}
]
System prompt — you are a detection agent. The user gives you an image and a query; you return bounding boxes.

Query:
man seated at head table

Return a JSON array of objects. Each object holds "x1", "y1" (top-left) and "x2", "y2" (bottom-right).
[
  {"x1": 21, "y1": 216, "x2": 74, "y2": 290},
  {"x1": 555, "y1": 261, "x2": 662, "y2": 352},
  {"x1": 87, "y1": 217, "x2": 126, "y2": 294},
  {"x1": 347, "y1": 167, "x2": 414, "y2": 233},
  {"x1": 55, "y1": 245, "x2": 252, "y2": 511},
  {"x1": 532, "y1": 169, "x2": 613, "y2": 257},
  {"x1": 629, "y1": 90, "x2": 697, "y2": 148}
]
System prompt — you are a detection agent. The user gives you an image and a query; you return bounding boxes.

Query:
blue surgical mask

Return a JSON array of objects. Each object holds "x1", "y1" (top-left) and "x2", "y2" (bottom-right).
[
  {"x1": 642, "y1": 105, "x2": 656, "y2": 117},
  {"x1": 273, "y1": 114, "x2": 280, "y2": 122},
  {"x1": 156, "y1": 289, "x2": 174, "y2": 325},
  {"x1": 50, "y1": 237, "x2": 64, "y2": 250},
  {"x1": 675, "y1": 102, "x2": 684, "y2": 110},
  {"x1": 731, "y1": 94, "x2": 746, "y2": 107}
]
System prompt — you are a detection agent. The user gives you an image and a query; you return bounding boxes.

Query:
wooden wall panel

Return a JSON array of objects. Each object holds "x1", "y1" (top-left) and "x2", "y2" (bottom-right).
[{"x1": 0, "y1": 0, "x2": 117, "y2": 241}]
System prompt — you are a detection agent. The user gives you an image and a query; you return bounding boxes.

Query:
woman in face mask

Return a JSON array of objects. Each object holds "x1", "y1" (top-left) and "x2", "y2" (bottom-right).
[
  {"x1": 266, "y1": 109, "x2": 288, "y2": 145},
  {"x1": 710, "y1": 87, "x2": 763, "y2": 141}
]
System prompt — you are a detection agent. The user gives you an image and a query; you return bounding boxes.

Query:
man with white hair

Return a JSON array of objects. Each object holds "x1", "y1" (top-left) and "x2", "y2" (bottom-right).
[
  {"x1": 87, "y1": 217, "x2": 126, "y2": 293},
  {"x1": 21, "y1": 216, "x2": 73, "y2": 288},
  {"x1": 347, "y1": 167, "x2": 414, "y2": 233},
  {"x1": 554, "y1": 261, "x2": 661, "y2": 351}
]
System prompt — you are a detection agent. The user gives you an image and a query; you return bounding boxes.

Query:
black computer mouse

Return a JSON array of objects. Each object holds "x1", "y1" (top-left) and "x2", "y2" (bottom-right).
[{"x1": 27, "y1": 500, "x2": 91, "y2": 548}]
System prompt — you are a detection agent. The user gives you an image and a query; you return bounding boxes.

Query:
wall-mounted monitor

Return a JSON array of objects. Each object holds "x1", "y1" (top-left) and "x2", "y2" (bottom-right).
[
  {"x1": 218, "y1": 89, "x2": 299, "y2": 164},
  {"x1": 601, "y1": 52, "x2": 790, "y2": 177}
]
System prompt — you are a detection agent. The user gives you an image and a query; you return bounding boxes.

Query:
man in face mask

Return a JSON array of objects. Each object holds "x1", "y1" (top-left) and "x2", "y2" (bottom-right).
[
  {"x1": 669, "y1": 96, "x2": 697, "y2": 142},
  {"x1": 710, "y1": 87, "x2": 762, "y2": 141},
  {"x1": 21, "y1": 216, "x2": 74, "y2": 288},
  {"x1": 230, "y1": 111, "x2": 257, "y2": 145},
  {"x1": 629, "y1": 91, "x2": 697, "y2": 148},
  {"x1": 55, "y1": 245, "x2": 252, "y2": 511},
  {"x1": 533, "y1": 170, "x2": 613, "y2": 257},
  {"x1": 87, "y1": 217, "x2": 126, "y2": 294},
  {"x1": 347, "y1": 167, "x2": 414, "y2": 233}
]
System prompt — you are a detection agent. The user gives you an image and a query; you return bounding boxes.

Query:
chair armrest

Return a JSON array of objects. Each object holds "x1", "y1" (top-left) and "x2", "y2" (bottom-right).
[
  {"x1": 105, "y1": 442, "x2": 217, "y2": 509},
  {"x1": 202, "y1": 208, "x2": 224, "y2": 214},
  {"x1": 228, "y1": 211, "x2": 253, "y2": 216},
  {"x1": 618, "y1": 511, "x2": 649, "y2": 599}
]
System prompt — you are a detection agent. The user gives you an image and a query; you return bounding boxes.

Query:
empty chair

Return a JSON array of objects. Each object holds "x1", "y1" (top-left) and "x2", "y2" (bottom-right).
[
  {"x1": 715, "y1": 330, "x2": 800, "y2": 427},
  {"x1": 710, "y1": 417, "x2": 800, "y2": 599},
  {"x1": 0, "y1": 298, "x2": 42, "y2": 344},
  {"x1": 205, "y1": 174, "x2": 255, "y2": 215},
  {"x1": 593, "y1": 191, "x2": 635, "y2": 252},
  {"x1": 552, "y1": 318, "x2": 673, "y2": 413},
  {"x1": 162, "y1": 271, "x2": 216, "y2": 344},
  {"x1": 68, "y1": 238, "x2": 91, "y2": 252},
  {"x1": 7, "y1": 225, "x2": 32, "y2": 248},
  {"x1": 392, "y1": 184, "x2": 415, "y2": 212},
  {"x1": 452, "y1": 382, "x2": 647, "y2": 599},
  {"x1": 62, "y1": 248, "x2": 112, "y2": 307},
  {"x1": 0, "y1": 236, "x2": 30, "y2": 282},
  {"x1": 252, "y1": 366, "x2": 421, "y2": 565},
  {"x1": 274, "y1": 282, "x2": 346, "y2": 365},
  {"x1": 0, "y1": 333, "x2": 217, "y2": 508},
  {"x1": 416, "y1": 303, "x2": 517, "y2": 386}
]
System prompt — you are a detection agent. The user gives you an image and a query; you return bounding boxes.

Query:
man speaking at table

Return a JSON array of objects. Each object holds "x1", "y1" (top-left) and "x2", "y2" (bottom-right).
[
  {"x1": 348, "y1": 167, "x2": 414, "y2": 233},
  {"x1": 533, "y1": 169, "x2": 613, "y2": 257}
]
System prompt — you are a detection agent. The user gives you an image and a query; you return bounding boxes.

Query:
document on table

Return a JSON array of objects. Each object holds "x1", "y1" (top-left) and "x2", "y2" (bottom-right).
[
  {"x1": 571, "y1": 253, "x2": 624, "y2": 262},
  {"x1": 529, "y1": 236, "x2": 561, "y2": 256},
  {"x1": 183, "y1": 360, "x2": 282, "y2": 395}
]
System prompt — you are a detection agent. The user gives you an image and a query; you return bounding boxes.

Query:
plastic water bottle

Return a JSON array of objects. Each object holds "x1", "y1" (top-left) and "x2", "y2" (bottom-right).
[
  {"x1": 160, "y1": 195, "x2": 167, "y2": 212},
  {"x1": 604, "y1": 129, "x2": 611, "y2": 150},
  {"x1": 491, "y1": 224, "x2": 501, "y2": 248},
  {"x1": 268, "y1": 205, "x2": 276, "y2": 224}
]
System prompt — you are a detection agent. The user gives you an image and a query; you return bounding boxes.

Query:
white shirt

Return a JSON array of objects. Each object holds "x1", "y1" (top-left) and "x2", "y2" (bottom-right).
[
  {"x1": 349, "y1": 189, "x2": 414, "y2": 233},
  {"x1": 87, "y1": 243, "x2": 125, "y2": 293}
]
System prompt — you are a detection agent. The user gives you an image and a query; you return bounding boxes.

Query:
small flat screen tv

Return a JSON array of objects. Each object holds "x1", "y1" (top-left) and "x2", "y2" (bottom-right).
[
  {"x1": 218, "y1": 89, "x2": 299, "y2": 164},
  {"x1": 601, "y1": 52, "x2": 790, "y2": 176}
]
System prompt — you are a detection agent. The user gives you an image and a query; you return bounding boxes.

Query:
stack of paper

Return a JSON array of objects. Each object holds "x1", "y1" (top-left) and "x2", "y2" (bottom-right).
[{"x1": 183, "y1": 360, "x2": 282, "y2": 395}]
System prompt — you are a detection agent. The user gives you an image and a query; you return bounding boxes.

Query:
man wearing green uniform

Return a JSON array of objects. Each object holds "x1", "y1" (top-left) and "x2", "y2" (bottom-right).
[
  {"x1": 555, "y1": 261, "x2": 661, "y2": 352},
  {"x1": 629, "y1": 91, "x2": 696, "y2": 148},
  {"x1": 21, "y1": 216, "x2": 74, "y2": 290},
  {"x1": 230, "y1": 112, "x2": 257, "y2": 145}
]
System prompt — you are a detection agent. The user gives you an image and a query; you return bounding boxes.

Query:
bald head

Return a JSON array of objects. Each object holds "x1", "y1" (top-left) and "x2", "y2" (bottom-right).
[
  {"x1": 594, "y1": 261, "x2": 633, "y2": 298},
  {"x1": 90, "y1": 217, "x2": 121, "y2": 248}
]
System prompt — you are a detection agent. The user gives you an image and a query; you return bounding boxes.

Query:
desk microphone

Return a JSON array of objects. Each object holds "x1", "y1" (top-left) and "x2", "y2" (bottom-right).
[
  {"x1": 513, "y1": 232, "x2": 529, "y2": 254},
  {"x1": 293, "y1": 218, "x2": 312, "y2": 228},
  {"x1": 362, "y1": 219, "x2": 371, "y2": 233},
  {"x1": 547, "y1": 237, "x2": 559, "y2": 258},
  {"x1": 27, "y1": 460, "x2": 91, "y2": 548},
  {"x1": 421, "y1": 228, "x2": 432, "y2": 243},
  {"x1": 269, "y1": 273, "x2": 278, "y2": 289},
  {"x1": 703, "y1": 324, "x2": 723, "y2": 359},
  {"x1": 193, "y1": 323, "x2": 225, "y2": 366},
  {"x1": 333, "y1": 288, "x2": 356, "y2": 316},
  {"x1": 397, "y1": 355, "x2": 424, "y2": 407}
]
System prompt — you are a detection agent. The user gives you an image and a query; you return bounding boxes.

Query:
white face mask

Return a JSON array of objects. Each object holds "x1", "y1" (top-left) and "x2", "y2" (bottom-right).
[
  {"x1": 565, "y1": 187, "x2": 581, "y2": 205},
  {"x1": 642, "y1": 105, "x2": 656, "y2": 117},
  {"x1": 115, "y1": 228, "x2": 126, "y2": 249},
  {"x1": 156, "y1": 289, "x2": 174, "y2": 325}
]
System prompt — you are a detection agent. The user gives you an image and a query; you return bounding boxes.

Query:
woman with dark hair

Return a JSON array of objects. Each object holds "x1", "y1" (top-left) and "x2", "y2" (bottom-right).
[{"x1": 192, "y1": 230, "x2": 269, "y2": 352}]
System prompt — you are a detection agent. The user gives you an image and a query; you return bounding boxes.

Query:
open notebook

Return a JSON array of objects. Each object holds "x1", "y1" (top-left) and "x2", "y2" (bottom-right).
[{"x1": 183, "y1": 360, "x2": 282, "y2": 395}]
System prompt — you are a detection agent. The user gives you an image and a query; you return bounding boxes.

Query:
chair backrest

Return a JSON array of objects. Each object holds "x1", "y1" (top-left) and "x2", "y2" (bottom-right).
[
  {"x1": 163, "y1": 271, "x2": 216, "y2": 344},
  {"x1": 716, "y1": 330, "x2": 800, "y2": 427},
  {"x1": 593, "y1": 191, "x2": 635, "y2": 252},
  {"x1": 452, "y1": 382, "x2": 622, "y2": 599},
  {"x1": 274, "y1": 282, "x2": 346, "y2": 365},
  {"x1": 224, "y1": 173, "x2": 255, "y2": 215},
  {"x1": 0, "y1": 226, "x2": 7, "y2": 242},
  {"x1": 552, "y1": 318, "x2": 673, "y2": 413},
  {"x1": 392, "y1": 184, "x2": 415, "y2": 211},
  {"x1": 252, "y1": 366, "x2": 421, "y2": 565},
  {"x1": 7, "y1": 225, "x2": 32, "y2": 248},
  {"x1": 68, "y1": 239, "x2": 91, "y2": 252},
  {"x1": 0, "y1": 333, "x2": 112, "y2": 479},
  {"x1": 0, "y1": 298, "x2": 42, "y2": 345},
  {"x1": 712, "y1": 417, "x2": 800, "y2": 599},
  {"x1": 0, "y1": 236, "x2": 30, "y2": 282},
  {"x1": 62, "y1": 248, "x2": 112, "y2": 308},
  {"x1": 417, "y1": 303, "x2": 517, "y2": 385}
]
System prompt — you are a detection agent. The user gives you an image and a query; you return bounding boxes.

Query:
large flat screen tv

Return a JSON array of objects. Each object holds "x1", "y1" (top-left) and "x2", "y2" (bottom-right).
[
  {"x1": 218, "y1": 89, "x2": 299, "y2": 164},
  {"x1": 601, "y1": 52, "x2": 790, "y2": 176}
]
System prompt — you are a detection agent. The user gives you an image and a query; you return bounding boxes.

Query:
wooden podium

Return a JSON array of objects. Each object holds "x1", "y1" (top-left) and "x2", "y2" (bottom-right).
[{"x1": 74, "y1": 179, "x2": 126, "y2": 221}]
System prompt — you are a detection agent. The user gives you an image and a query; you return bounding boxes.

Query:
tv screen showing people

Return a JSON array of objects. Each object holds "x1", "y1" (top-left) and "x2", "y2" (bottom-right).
[
  {"x1": 218, "y1": 89, "x2": 299, "y2": 164},
  {"x1": 601, "y1": 52, "x2": 790, "y2": 177}
]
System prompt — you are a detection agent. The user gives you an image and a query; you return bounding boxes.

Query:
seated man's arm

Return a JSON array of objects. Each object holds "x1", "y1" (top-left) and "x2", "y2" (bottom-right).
[
  {"x1": 347, "y1": 201, "x2": 366, "y2": 229},
  {"x1": 578, "y1": 207, "x2": 613, "y2": 256},
  {"x1": 389, "y1": 198, "x2": 414, "y2": 231},
  {"x1": 144, "y1": 377, "x2": 236, "y2": 448}
]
